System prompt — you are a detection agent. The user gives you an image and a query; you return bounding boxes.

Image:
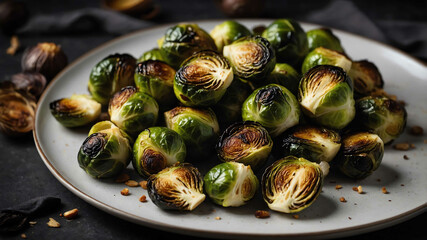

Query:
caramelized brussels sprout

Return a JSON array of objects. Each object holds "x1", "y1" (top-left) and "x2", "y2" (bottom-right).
[
  {"x1": 88, "y1": 53, "x2": 136, "y2": 105},
  {"x1": 50, "y1": 94, "x2": 101, "y2": 128},
  {"x1": 355, "y1": 96, "x2": 406, "y2": 144},
  {"x1": 336, "y1": 132, "x2": 384, "y2": 179},
  {"x1": 133, "y1": 127, "x2": 186, "y2": 178},
  {"x1": 11, "y1": 72, "x2": 46, "y2": 98},
  {"x1": 134, "y1": 60, "x2": 176, "y2": 107},
  {"x1": 164, "y1": 106, "x2": 219, "y2": 158},
  {"x1": 348, "y1": 60, "x2": 384, "y2": 98},
  {"x1": 223, "y1": 35, "x2": 276, "y2": 82},
  {"x1": 216, "y1": 121, "x2": 272, "y2": 169},
  {"x1": 306, "y1": 28, "x2": 344, "y2": 53},
  {"x1": 210, "y1": 20, "x2": 252, "y2": 52},
  {"x1": 137, "y1": 48, "x2": 165, "y2": 62},
  {"x1": 264, "y1": 63, "x2": 301, "y2": 95},
  {"x1": 147, "y1": 163, "x2": 205, "y2": 211},
  {"x1": 261, "y1": 19, "x2": 308, "y2": 66},
  {"x1": 276, "y1": 125, "x2": 341, "y2": 163},
  {"x1": 174, "y1": 50, "x2": 234, "y2": 106},
  {"x1": 299, "y1": 65, "x2": 355, "y2": 130},
  {"x1": 78, "y1": 121, "x2": 132, "y2": 178},
  {"x1": 301, "y1": 47, "x2": 352, "y2": 74},
  {"x1": 261, "y1": 156, "x2": 324, "y2": 213},
  {"x1": 204, "y1": 162, "x2": 258, "y2": 207},
  {"x1": 109, "y1": 86, "x2": 158, "y2": 137},
  {"x1": 242, "y1": 84, "x2": 300, "y2": 137},
  {"x1": 158, "y1": 23, "x2": 217, "y2": 68}
]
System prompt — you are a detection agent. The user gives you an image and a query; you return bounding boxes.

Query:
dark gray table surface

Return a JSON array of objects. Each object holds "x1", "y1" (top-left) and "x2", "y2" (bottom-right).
[{"x1": 1, "y1": 0, "x2": 426, "y2": 239}]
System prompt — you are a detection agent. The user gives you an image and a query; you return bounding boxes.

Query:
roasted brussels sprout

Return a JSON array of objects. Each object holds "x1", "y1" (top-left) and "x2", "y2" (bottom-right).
[
  {"x1": 88, "y1": 53, "x2": 136, "y2": 105},
  {"x1": 133, "y1": 127, "x2": 186, "y2": 178},
  {"x1": 210, "y1": 20, "x2": 252, "y2": 52},
  {"x1": 134, "y1": 60, "x2": 176, "y2": 107},
  {"x1": 77, "y1": 121, "x2": 132, "y2": 178},
  {"x1": 264, "y1": 63, "x2": 301, "y2": 95},
  {"x1": 216, "y1": 121, "x2": 272, "y2": 169},
  {"x1": 348, "y1": 60, "x2": 384, "y2": 98},
  {"x1": 11, "y1": 72, "x2": 46, "y2": 98},
  {"x1": 355, "y1": 96, "x2": 406, "y2": 144},
  {"x1": 204, "y1": 162, "x2": 258, "y2": 207},
  {"x1": 223, "y1": 35, "x2": 276, "y2": 83},
  {"x1": 158, "y1": 23, "x2": 217, "y2": 68},
  {"x1": 336, "y1": 132, "x2": 384, "y2": 179},
  {"x1": 109, "y1": 86, "x2": 158, "y2": 137},
  {"x1": 261, "y1": 19, "x2": 308, "y2": 66},
  {"x1": 174, "y1": 50, "x2": 233, "y2": 107},
  {"x1": 242, "y1": 84, "x2": 300, "y2": 137},
  {"x1": 147, "y1": 163, "x2": 205, "y2": 211},
  {"x1": 301, "y1": 47, "x2": 352, "y2": 74},
  {"x1": 262, "y1": 156, "x2": 323, "y2": 213},
  {"x1": 299, "y1": 65, "x2": 355, "y2": 130},
  {"x1": 306, "y1": 28, "x2": 344, "y2": 53},
  {"x1": 137, "y1": 48, "x2": 165, "y2": 62},
  {"x1": 276, "y1": 125, "x2": 341, "y2": 163},
  {"x1": 164, "y1": 106, "x2": 219, "y2": 157}
]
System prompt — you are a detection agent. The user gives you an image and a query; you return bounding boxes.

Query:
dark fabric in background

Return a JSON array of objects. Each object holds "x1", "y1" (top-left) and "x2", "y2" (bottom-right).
[{"x1": 0, "y1": 0, "x2": 426, "y2": 239}]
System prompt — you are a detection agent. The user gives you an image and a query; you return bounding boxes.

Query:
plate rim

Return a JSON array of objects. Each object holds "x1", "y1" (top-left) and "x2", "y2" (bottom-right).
[{"x1": 33, "y1": 19, "x2": 427, "y2": 239}]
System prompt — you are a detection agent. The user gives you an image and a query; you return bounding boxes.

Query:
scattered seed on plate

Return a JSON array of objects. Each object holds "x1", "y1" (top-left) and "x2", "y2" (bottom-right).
[
  {"x1": 292, "y1": 214, "x2": 299, "y2": 219},
  {"x1": 352, "y1": 187, "x2": 358, "y2": 192},
  {"x1": 139, "y1": 195, "x2": 147, "y2": 202},
  {"x1": 357, "y1": 186, "x2": 363, "y2": 194},
  {"x1": 382, "y1": 187, "x2": 389, "y2": 194},
  {"x1": 393, "y1": 143, "x2": 410, "y2": 151},
  {"x1": 121, "y1": 188, "x2": 130, "y2": 196},
  {"x1": 410, "y1": 126, "x2": 423, "y2": 136},
  {"x1": 215, "y1": 216, "x2": 221, "y2": 220},
  {"x1": 139, "y1": 180, "x2": 148, "y2": 189},
  {"x1": 335, "y1": 185, "x2": 342, "y2": 190},
  {"x1": 340, "y1": 197, "x2": 347, "y2": 203},
  {"x1": 255, "y1": 210, "x2": 270, "y2": 219},
  {"x1": 403, "y1": 155, "x2": 409, "y2": 160},
  {"x1": 125, "y1": 180, "x2": 139, "y2": 187}
]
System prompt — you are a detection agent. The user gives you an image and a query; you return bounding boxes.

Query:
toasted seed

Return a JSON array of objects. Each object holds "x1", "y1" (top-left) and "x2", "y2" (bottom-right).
[
  {"x1": 335, "y1": 185, "x2": 342, "y2": 190},
  {"x1": 47, "y1": 218, "x2": 60, "y2": 228},
  {"x1": 125, "y1": 180, "x2": 139, "y2": 187},
  {"x1": 393, "y1": 143, "x2": 410, "y2": 151},
  {"x1": 63, "y1": 208, "x2": 78, "y2": 220},
  {"x1": 340, "y1": 197, "x2": 347, "y2": 203},
  {"x1": 410, "y1": 126, "x2": 423, "y2": 136},
  {"x1": 139, "y1": 195, "x2": 147, "y2": 202},
  {"x1": 403, "y1": 155, "x2": 409, "y2": 160},
  {"x1": 215, "y1": 216, "x2": 221, "y2": 220},
  {"x1": 352, "y1": 187, "x2": 358, "y2": 191},
  {"x1": 255, "y1": 210, "x2": 270, "y2": 219},
  {"x1": 121, "y1": 188, "x2": 130, "y2": 196},
  {"x1": 139, "y1": 180, "x2": 148, "y2": 189},
  {"x1": 357, "y1": 186, "x2": 363, "y2": 194},
  {"x1": 292, "y1": 214, "x2": 299, "y2": 219},
  {"x1": 382, "y1": 187, "x2": 389, "y2": 194}
]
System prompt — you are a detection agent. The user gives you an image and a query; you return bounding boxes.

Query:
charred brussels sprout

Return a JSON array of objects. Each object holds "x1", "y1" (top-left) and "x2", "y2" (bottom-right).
[
  {"x1": 147, "y1": 163, "x2": 205, "y2": 211},
  {"x1": 262, "y1": 156, "x2": 323, "y2": 213},
  {"x1": 265, "y1": 63, "x2": 301, "y2": 95},
  {"x1": 50, "y1": 94, "x2": 101, "y2": 127},
  {"x1": 133, "y1": 127, "x2": 186, "y2": 178},
  {"x1": 77, "y1": 121, "x2": 132, "y2": 178},
  {"x1": 109, "y1": 86, "x2": 158, "y2": 137},
  {"x1": 135, "y1": 60, "x2": 176, "y2": 107},
  {"x1": 164, "y1": 106, "x2": 219, "y2": 158},
  {"x1": 204, "y1": 162, "x2": 258, "y2": 207},
  {"x1": 216, "y1": 121, "x2": 272, "y2": 169},
  {"x1": 138, "y1": 48, "x2": 165, "y2": 62},
  {"x1": 306, "y1": 28, "x2": 344, "y2": 53},
  {"x1": 302, "y1": 47, "x2": 352, "y2": 74},
  {"x1": 355, "y1": 96, "x2": 406, "y2": 144},
  {"x1": 299, "y1": 65, "x2": 355, "y2": 130},
  {"x1": 261, "y1": 19, "x2": 308, "y2": 66},
  {"x1": 223, "y1": 36, "x2": 276, "y2": 82},
  {"x1": 242, "y1": 84, "x2": 300, "y2": 137},
  {"x1": 210, "y1": 20, "x2": 252, "y2": 52},
  {"x1": 348, "y1": 60, "x2": 384, "y2": 98},
  {"x1": 88, "y1": 53, "x2": 136, "y2": 105},
  {"x1": 158, "y1": 23, "x2": 216, "y2": 68},
  {"x1": 336, "y1": 132, "x2": 384, "y2": 179},
  {"x1": 174, "y1": 50, "x2": 234, "y2": 106},
  {"x1": 276, "y1": 125, "x2": 341, "y2": 163}
]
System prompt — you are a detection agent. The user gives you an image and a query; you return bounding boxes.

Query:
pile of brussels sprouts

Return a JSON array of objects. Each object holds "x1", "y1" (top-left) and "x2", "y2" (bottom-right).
[{"x1": 50, "y1": 19, "x2": 407, "y2": 214}]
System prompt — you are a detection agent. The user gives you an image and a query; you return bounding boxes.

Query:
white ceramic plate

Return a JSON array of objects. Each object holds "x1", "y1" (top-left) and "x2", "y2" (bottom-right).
[{"x1": 34, "y1": 20, "x2": 427, "y2": 239}]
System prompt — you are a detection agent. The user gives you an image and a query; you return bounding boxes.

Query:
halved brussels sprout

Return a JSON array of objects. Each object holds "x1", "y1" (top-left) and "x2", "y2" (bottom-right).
[
  {"x1": 210, "y1": 20, "x2": 252, "y2": 52},
  {"x1": 133, "y1": 127, "x2": 186, "y2": 178},
  {"x1": 262, "y1": 156, "x2": 324, "y2": 213},
  {"x1": 223, "y1": 35, "x2": 276, "y2": 82},
  {"x1": 242, "y1": 84, "x2": 300, "y2": 137},
  {"x1": 50, "y1": 94, "x2": 101, "y2": 127},
  {"x1": 164, "y1": 106, "x2": 219, "y2": 158},
  {"x1": 216, "y1": 121, "x2": 272, "y2": 169},
  {"x1": 88, "y1": 53, "x2": 136, "y2": 105},
  {"x1": 264, "y1": 63, "x2": 301, "y2": 95},
  {"x1": 336, "y1": 132, "x2": 384, "y2": 179},
  {"x1": 275, "y1": 125, "x2": 341, "y2": 163},
  {"x1": 261, "y1": 19, "x2": 308, "y2": 66},
  {"x1": 348, "y1": 60, "x2": 384, "y2": 98},
  {"x1": 138, "y1": 48, "x2": 165, "y2": 62},
  {"x1": 158, "y1": 23, "x2": 217, "y2": 68},
  {"x1": 134, "y1": 60, "x2": 176, "y2": 107},
  {"x1": 204, "y1": 162, "x2": 258, "y2": 207},
  {"x1": 299, "y1": 65, "x2": 355, "y2": 130},
  {"x1": 355, "y1": 96, "x2": 406, "y2": 144},
  {"x1": 109, "y1": 86, "x2": 159, "y2": 137},
  {"x1": 174, "y1": 50, "x2": 234, "y2": 106},
  {"x1": 147, "y1": 163, "x2": 205, "y2": 211},
  {"x1": 306, "y1": 28, "x2": 344, "y2": 53},
  {"x1": 301, "y1": 47, "x2": 352, "y2": 74},
  {"x1": 77, "y1": 121, "x2": 132, "y2": 178}
]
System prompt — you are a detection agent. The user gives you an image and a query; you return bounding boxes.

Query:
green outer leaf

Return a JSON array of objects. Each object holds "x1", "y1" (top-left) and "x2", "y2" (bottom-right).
[
  {"x1": 210, "y1": 20, "x2": 252, "y2": 52},
  {"x1": 306, "y1": 28, "x2": 344, "y2": 53},
  {"x1": 264, "y1": 63, "x2": 301, "y2": 95},
  {"x1": 301, "y1": 47, "x2": 352, "y2": 74},
  {"x1": 138, "y1": 48, "x2": 166, "y2": 62}
]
